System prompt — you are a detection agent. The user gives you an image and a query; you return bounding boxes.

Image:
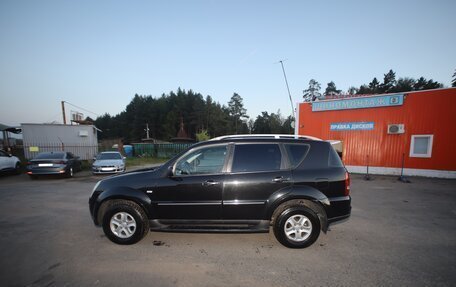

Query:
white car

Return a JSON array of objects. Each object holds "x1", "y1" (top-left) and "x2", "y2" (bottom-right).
[
  {"x1": 0, "y1": 149, "x2": 21, "y2": 174},
  {"x1": 92, "y1": 151, "x2": 126, "y2": 175}
]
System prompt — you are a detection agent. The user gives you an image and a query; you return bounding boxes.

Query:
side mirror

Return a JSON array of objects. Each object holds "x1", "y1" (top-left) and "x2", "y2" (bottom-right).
[
  {"x1": 93, "y1": 157, "x2": 97, "y2": 161},
  {"x1": 123, "y1": 157, "x2": 126, "y2": 160},
  {"x1": 167, "y1": 165, "x2": 174, "y2": 177},
  {"x1": 8, "y1": 154, "x2": 13, "y2": 157}
]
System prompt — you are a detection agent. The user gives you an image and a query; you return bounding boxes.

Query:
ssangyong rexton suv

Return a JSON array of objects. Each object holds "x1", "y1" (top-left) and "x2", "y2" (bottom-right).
[{"x1": 89, "y1": 134, "x2": 351, "y2": 248}]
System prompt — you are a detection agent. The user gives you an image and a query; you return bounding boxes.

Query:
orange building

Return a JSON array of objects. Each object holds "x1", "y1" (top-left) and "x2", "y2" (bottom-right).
[{"x1": 296, "y1": 88, "x2": 456, "y2": 178}]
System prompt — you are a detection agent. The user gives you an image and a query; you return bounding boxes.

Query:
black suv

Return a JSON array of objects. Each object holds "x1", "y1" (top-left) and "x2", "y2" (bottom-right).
[{"x1": 89, "y1": 135, "x2": 351, "y2": 248}]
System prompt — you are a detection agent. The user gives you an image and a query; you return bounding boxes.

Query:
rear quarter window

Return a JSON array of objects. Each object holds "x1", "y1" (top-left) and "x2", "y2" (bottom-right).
[
  {"x1": 328, "y1": 145, "x2": 344, "y2": 167},
  {"x1": 297, "y1": 141, "x2": 344, "y2": 169},
  {"x1": 284, "y1": 144, "x2": 310, "y2": 168}
]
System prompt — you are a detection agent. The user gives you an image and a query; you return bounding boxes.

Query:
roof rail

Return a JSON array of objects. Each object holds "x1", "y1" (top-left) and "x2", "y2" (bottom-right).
[{"x1": 210, "y1": 134, "x2": 322, "y2": 141}]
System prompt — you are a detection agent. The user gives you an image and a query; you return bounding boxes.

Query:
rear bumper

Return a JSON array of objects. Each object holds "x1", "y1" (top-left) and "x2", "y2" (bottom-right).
[
  {"x1": 326, "y1": 195, "x2": 351, "y2": 224},
  {"x1": 26, "y1": 167, "x2": 67, "y2": 175}
]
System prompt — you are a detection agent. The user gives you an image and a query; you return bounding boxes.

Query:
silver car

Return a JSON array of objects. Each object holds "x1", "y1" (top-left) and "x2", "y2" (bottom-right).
[{"x1": 92, "y1": 152, "x2": 126, "y2": 174}]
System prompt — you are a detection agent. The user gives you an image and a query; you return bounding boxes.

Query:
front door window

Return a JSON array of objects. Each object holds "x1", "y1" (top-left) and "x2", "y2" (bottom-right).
[{"x1": 174, "y1": 145, "x2": 228, "y2": 176}]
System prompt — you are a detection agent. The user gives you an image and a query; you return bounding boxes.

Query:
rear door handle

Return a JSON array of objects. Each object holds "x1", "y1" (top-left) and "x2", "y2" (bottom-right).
[
  {"x1": 272, "y1": 176, "x2": 290, "y2": 183},
  {"x1": 202, "y1": 180, "x2": 220, "y2": 186}
]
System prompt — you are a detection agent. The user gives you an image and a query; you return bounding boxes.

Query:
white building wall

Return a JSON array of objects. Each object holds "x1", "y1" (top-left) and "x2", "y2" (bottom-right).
[{"x1": 21, "y1": 124, "x2": 98, "y2": 160}]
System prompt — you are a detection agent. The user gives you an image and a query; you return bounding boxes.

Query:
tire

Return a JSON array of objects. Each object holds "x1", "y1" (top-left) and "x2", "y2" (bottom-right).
[
  {"x1": 273, "y1": 206, "x2": 321, "y2": 248},
  {"x1": 66, "y1": 167, "x2": 74, "y2": 178},
  {"x1": 102, "y1": 200, "x2": 149, "y2": 245},
  {"x1": 14, "y1": 163, "x2": 21, "y2": 175}
]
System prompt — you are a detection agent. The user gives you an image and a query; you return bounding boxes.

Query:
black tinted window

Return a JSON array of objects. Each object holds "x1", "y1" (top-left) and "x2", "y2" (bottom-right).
[
  {"x1": 328, "y1": 146, "x2": 344, "y2": 167},
  {"x1": 232, "y1": 144, "x2": 282, "y2": 172},
  {"x1": 175, "y1": 145, "x2": 227, "y2": 176},
  {"x1": 285, "y1": 144, "x2": 310, "y2": 168},
  {"x1": 35, "y1": 152, "x2": 65, "y2": 159}
]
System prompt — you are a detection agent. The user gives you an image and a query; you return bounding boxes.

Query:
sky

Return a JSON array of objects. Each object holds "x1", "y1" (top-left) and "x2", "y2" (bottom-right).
[{"x1": 1, "y1": 0, "x2": 455, "y2": 127}]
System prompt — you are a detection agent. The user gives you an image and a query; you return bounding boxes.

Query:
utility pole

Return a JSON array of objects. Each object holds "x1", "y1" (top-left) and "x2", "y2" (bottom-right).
[
  {"x1": 278, "y1": 60, "x2": 295, "y2": 119},
  {"x1": 278, "y1": 60, "x2": 296, "y2": 133},
  {"x1": 145, "y1": 123, "x2": 150, "y2": 139},
  {"x1": 61, "y1": 101, "x2": 67, "y2": 125}
]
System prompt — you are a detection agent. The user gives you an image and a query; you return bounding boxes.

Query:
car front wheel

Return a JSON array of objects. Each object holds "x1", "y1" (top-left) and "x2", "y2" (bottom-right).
[
  {"x1": 14, "y1": 162, "x2": 21, "y2": 175},
  {"x1": 102, "y1": 200, "x2": 149, "y2": 245},
  {"x1": 273, "y1": 206, "x2": 320, "y2": 248}
]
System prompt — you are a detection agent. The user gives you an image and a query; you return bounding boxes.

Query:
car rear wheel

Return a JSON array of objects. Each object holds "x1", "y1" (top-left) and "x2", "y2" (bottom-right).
[
  {"x1": 102, "y1": 200, "x2": 149, "y2": 245},
  {"x1": 273, "y1": 206, "x2": 320, "y2": 248},
  {"x1": 66, "y1": 167, "x2": 73, "y2": 178}
]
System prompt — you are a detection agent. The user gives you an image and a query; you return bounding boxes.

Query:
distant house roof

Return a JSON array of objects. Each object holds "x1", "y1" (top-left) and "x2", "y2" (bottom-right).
[{"x1": 0, "y1": 123, "x2": 21, "y2": 134}]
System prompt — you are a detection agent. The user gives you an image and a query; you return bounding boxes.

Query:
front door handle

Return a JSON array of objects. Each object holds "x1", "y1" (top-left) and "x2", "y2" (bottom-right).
[
  {"x1": 202, "y1": 180, "x2": 220, "y2": 186},
  {"x1": 272, "y1": 176, "x2": 290, "y2": 183}
]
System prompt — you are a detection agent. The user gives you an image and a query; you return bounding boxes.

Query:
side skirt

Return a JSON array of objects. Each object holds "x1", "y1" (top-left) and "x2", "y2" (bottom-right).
[{"x1": 149, "y1": 219, "x2": 270, "y2": 233}]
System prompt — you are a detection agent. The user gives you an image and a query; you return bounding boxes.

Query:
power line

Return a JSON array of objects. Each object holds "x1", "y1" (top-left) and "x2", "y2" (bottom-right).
[{"x1": 63, "y1": 101, "x2": 100, "y2": 117}]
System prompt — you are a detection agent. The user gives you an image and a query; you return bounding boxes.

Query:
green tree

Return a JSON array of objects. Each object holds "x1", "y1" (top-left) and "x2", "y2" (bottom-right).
[
  {"x1": 357, "y1": 85, "x2": 371, "y2": 95},
  {"x1": 368, "y1": 77, "x2": 380, "y2": 94},
  {"x1": 251, "y1": 110, "x2": 291, "y2": 134},
  {"x1": 324, "y1": 81, "x2": 341, "y2": 96},
  {"x1": 252, "y1": 112, "x2": 272, "y2": 134},
  {"x1": 452, "y1": 69, "x2": 456, "y2": 87},
  {"x1": 379, "y1": 69, "x2": 397, "y2": 93},
  {"x1": 303, "y1": 79, "x2": 321, "y2": 102},
  {"x1": 195, "y1": 129, "x2": 210, "y2": 141},
  {"x1": 347, "y1": 86, "x2": 358, "y2": 95},
  {"x1": 395, "y1": 77, "x2": 416, "y2": 92},
  {"x1": 228, "y1": 93, "x2": 249, "y2": 134},
  {"x1": 95, "y1": 89, "x2": 235, "y2": 142},
  {"x1": 413, "y1": 77, "x2": 443, "y2": 90}
]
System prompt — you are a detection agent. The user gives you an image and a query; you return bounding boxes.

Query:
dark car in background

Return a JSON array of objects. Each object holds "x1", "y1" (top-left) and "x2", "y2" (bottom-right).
[
  {"x1": 89, "y1": 134, "x2": 351, "y2": 248},
  {"x1": 26, "y1": 151, "x2": 82, "y2": 179}
]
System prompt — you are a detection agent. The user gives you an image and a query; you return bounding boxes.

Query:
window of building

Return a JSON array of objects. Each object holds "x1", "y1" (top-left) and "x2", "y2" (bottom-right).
[
  {"x1": 410, "y1": 135, "x2": 433, "y2": 158},
  {"x1": 232, "y1": 144, "x2": 283, "y2": 172}
]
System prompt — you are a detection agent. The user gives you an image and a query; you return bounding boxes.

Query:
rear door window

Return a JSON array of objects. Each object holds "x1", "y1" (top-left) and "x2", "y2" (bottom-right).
[{"x1": 231, "y1": 144, "x2": 283, "y2": 173}]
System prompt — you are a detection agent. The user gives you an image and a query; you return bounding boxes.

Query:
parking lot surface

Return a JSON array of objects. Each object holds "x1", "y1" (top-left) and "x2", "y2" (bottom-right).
[{"x1": 0, "y1": 172, "x2": 455, "y2": 287}]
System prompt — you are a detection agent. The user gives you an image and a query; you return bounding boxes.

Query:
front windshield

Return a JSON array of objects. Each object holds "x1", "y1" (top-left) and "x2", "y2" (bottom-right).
[{"x1": 97, "y1": 153, "x2": 122, "y2": 160}]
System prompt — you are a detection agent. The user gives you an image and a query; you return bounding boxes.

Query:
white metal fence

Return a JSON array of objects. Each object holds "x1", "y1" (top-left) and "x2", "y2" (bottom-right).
[{"x1": 23, "y1": 142, "x2": 98, "y2": 160}]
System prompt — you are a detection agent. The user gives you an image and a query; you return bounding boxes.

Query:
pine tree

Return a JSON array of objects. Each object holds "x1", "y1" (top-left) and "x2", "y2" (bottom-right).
[
  {"x1": 324, "y1": 81, "x2": 341, "y2": 96},
  {"x1": 303, "y1": 79, "x2": 322, "y2": 102},
  {"x1": 452, "y1": 69, "x2": 456, "y2": 87},
  {"x1": 228, "y1": 93, "x2": 249, "y2": 134},
  {"x1": 379, "y1": 69, "x2": 397, "y2": 93}
]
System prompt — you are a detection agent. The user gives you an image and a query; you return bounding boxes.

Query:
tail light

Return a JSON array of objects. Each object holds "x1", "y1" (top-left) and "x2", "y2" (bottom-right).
[{"x1": 344, "y1": 171, "x2": 350, "y2": 196}]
